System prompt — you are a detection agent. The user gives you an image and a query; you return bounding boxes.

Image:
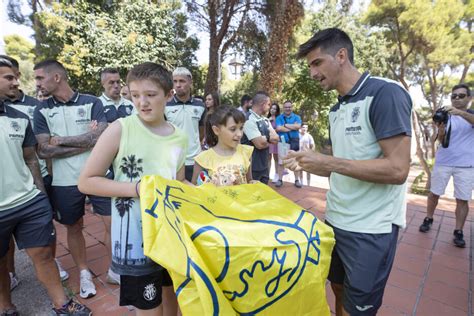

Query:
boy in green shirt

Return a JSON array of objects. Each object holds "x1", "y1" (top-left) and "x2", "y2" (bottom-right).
[{"x1": 79, "y1": 62, "x2": 188, "y2": 316}]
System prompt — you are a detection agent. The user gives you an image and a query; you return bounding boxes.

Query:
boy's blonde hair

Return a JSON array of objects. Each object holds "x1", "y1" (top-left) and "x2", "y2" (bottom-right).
[{"x1": 127, "y1": 62, "x2": 173, "y2": 94}]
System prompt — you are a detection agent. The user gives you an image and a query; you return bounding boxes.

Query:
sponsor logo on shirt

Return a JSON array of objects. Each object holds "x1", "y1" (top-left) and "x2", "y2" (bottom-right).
[
  {"x1": 49, "y1": 112, "x2": 59, "y2": 118},
  {"x1": 9, "y1": 121, "x2": 24, "y2": 140},
  {"x1": 75, "y1": 107, "x2": 90, "y2": 124}
]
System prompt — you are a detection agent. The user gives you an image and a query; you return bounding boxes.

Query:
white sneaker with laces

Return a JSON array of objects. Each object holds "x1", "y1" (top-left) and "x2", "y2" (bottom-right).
[
  {"x1": 106, "y1": 268, "x2": 120, "y2": 285},
  {"x1": 55, "y1": 258, "x2": 69, "y2": 281},
  {"x1": 9, "y1": 272, "x2": 19, "y2": 291},
  {"x1": 79, "y1": 269, "x2": 96, "y2": 299}
]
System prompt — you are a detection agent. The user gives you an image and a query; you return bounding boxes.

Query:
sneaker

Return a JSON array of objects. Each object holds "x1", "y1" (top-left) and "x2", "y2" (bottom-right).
[
  {"x1": 55, "y1": 259, "x2": 69, "y2": 281},
  {"x1": 79, "y1": 270, "x2": 96, "y2": 299},
  {"x1": 453, "y1": 229, "x2": 466, "y2": 248},
  {"x1": 52, "y1": 299, "x2": 92, "y2": 316},
  {"x1": 9, "y1": 272, "x2": 19, "y2": 291},
  {"x1": 0, "y1": 307, "x2": 18, "y2": 316},
  {"x1": 275, "y1": 180, "x2": 283, "y2": 188},
  {"x1": 419, "y1": 217, "x2": 433, "y2": 233},
  {"x1": 106, "y1": 268, "x2": 120, "y2": 285},
  {"x1": 271, "y1": 174, "x2": 279, "y2": 183},
  {"x1": 295, "y1": 180, "x2": 302, "y2": 188}
]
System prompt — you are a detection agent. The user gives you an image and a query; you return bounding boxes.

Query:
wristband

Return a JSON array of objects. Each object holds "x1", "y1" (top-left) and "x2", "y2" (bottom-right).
[{"x1": 135, "y1": 180, "x2": 141, "y2": 197}]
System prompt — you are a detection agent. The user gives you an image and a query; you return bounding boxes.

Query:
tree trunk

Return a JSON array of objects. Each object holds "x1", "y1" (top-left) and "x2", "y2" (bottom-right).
[
  {"x1": 205, "y1": 39, "x2": 221, "y2": 95},
  {"x1": 258, "y1": 0, "x2": 304, "y2": 97},
  {"x1": 412, "y1": 111, "x2": 431, "y2": 189}
]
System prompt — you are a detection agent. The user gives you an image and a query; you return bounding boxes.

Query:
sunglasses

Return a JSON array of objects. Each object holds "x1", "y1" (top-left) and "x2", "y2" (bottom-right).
[{"x1": 451, "y1": 93, "x2": 467, "y2": 99}]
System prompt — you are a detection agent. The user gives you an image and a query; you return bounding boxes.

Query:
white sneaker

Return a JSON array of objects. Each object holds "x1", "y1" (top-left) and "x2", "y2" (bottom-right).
[
  {"x1": 271, "y1": 174, "x2": 279, "y2": 183},
  {"x1": 55, "y1": 258, "x2": 69, "y2": 281},
  {"x1": 106, "y1": 268, "x2": 120, "y2": 285},
  {"x1": 9, "y1": 272, "x2": 19, "y2": 291},
  {"x1": 79, "y1": 270, "x2": 96, "y2": 299}
]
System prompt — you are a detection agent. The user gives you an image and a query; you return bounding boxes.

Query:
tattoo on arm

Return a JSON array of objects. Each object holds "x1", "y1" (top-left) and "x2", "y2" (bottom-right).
[
  {"x1": 36, "y1": 134, "x2": 89, "y2": 159},
  {"x1": 23, "y1": 147, "x2": 46, "y2": 193},
  {"x1": 53, "y1": 122, "x2": 108, "y2": 148}
]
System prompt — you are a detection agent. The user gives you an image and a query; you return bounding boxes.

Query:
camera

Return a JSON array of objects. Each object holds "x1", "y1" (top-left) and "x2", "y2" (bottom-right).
[
  {"x1": 432, "y1": 107, "x2": 449, "y2": 124},
  {"x1": 432, "y1": 107, "x2": 451, "y2": 148}
]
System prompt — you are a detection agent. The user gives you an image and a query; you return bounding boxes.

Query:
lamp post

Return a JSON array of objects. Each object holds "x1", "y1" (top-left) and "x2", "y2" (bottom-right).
[{"x1": 229, "y1": 53, "x2": 244, "y2": 80}]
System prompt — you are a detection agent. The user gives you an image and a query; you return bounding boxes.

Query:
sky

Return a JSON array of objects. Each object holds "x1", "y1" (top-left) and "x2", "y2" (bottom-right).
[{"x1": 0, "y1": 0, "x2": 429, "y2": 106}]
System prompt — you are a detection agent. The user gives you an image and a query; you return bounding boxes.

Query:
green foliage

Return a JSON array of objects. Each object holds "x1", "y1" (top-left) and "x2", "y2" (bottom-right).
[
  {"x1": 410, "y1": 171, "x2": 430, "y2": 195},
  {"x1": 221, "y1": 71, "x2": 259, "y2": 107},
  {"x1": 36, "y1": 0, "x2": 197, "y2": 94},
  {"x1": 365, "y1": 0, "x2": 473, "y2": 106},
  {"x1": 4, "y1": 35, "x2": 36, "y2": 95},
  {"x1": 4, "y1": 34, "x2": 35, "y2": 60}
]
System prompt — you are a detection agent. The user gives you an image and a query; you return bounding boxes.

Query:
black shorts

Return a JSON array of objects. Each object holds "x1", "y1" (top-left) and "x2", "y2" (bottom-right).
[
  {"x1": 43, "y1": 174, "x2": 53, "y2": 199},
  {"x1": 51, "y1": 186, "x2": 111, "y2": 225},
  {"x1": 0, "y1": 194, "x2": 55, "y2": 258},
  {"x1": 162, "y1": 269, "x2": 173, "y2": 287},
  {"x1": 252, "y1": 168, "x2": 269, "y2": 184},
  {"x1": 119, "y1": 271, "x2": 163, "y2": 310},
  {"x1": 185, "y1": 165, "x2": 194, "y2": 182},
  {"x1": 326, "y1": 221, "x2": 399, "y2": 315}
]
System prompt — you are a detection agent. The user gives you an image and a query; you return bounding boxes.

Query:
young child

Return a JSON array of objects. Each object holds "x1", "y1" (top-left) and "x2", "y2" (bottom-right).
[
  {"x1": 192, "y1": 105, "x2": 254, "y2": 186},
  {"x1": 78, "y1": 62, "x2": 187, "y2": 316}
]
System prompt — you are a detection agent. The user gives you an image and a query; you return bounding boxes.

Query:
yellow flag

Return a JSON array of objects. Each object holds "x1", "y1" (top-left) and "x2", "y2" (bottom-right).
[{"x1": 141, "y1": 175, "x2": 335, "y2": 315}]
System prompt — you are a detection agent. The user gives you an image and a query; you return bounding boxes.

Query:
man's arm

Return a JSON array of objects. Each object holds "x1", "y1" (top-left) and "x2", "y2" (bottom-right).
[
  {"x1": 251, "y1": 136, "x2": 270, "y2": 150},
  {"x1": 286, "y1": 135, "x2": 410, "y2": 184},
  {"x1": 23, "y1": 146, "x2": 46, "y2": 193},
  {"x1": 50, "y1": 121, "x2": 107, "y2": 148},
  {"x1": 36, "y1": 133, "x2": 89, "y2": 159},
  {"x1": 268, "y1": 125, "x2": 279, "y2": 144},
  {"x1": 446, "y1": 106, "x2": 474, "y2": 125}
]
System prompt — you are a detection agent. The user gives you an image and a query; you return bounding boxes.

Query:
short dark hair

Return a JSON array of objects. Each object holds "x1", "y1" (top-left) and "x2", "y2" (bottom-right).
[
  {"x1": 126, "y1": 62, "x2": 173, "y2": 94},
  {"x1": 252, "y1": 91, "x2": 269, "y2": 107},
  {"x1": 240, "y1": 94, "x2": 252, "y2": 106},
  {"x1": 100, "y1": 68, "x2": 119, "y2": 81},
  {"x1": 452, "y1": 83, "x2": 471, "y2": 96},
  {"x1": 0, "y1": 55, "x2": 19, "y2": 69},
  {"x1": 297, "y1": 28, "x2": 354, "y2": 65},
  {"x1": 34, "y1": 59, "x2": 68, "y2": 78},
  {"x1": 205, "y1": 105, "x2": 246, "y2": 147}
]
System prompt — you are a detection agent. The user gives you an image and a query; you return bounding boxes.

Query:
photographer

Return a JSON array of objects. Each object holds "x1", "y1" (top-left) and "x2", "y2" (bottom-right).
[{"x1": 419, "y1": 84, "x2": 474, "y2": 248}]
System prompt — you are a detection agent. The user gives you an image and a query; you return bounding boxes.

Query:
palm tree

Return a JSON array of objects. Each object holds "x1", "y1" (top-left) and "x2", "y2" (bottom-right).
[
  {"x1": 115, "y1": 197, "x2": 135, "y2": 262},
  {"x1": 118, "y1": 155, "x2": 143, "y2": 264}
]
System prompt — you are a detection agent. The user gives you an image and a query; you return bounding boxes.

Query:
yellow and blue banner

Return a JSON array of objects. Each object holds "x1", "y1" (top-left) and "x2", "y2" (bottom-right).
[{"x1": 140, "y1": 176, "x2": 335, "y2": 315}]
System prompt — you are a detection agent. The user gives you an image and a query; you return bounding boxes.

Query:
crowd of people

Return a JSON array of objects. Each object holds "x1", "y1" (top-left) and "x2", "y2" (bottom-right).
[{"x1": 0, "y1": 27, "x2": 472, "y2": 316}]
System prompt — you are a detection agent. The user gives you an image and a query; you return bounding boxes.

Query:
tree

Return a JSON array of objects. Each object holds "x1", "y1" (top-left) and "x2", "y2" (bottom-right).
[
  {"x1": 185, "y1": 0, "x2": 252, "y2": 95},
  {"x1": 35, "y1": 0, "x2": 198, "y2": 94},
  {"x1": 258, "y1": 0, "x2": 304, "y2": 96},
  {"x1": 4, "y1": 35, "x2": 36, "y2": 95},
  {"x1": 364, "y1": 0, "x2": 473, "y2": 187}
]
